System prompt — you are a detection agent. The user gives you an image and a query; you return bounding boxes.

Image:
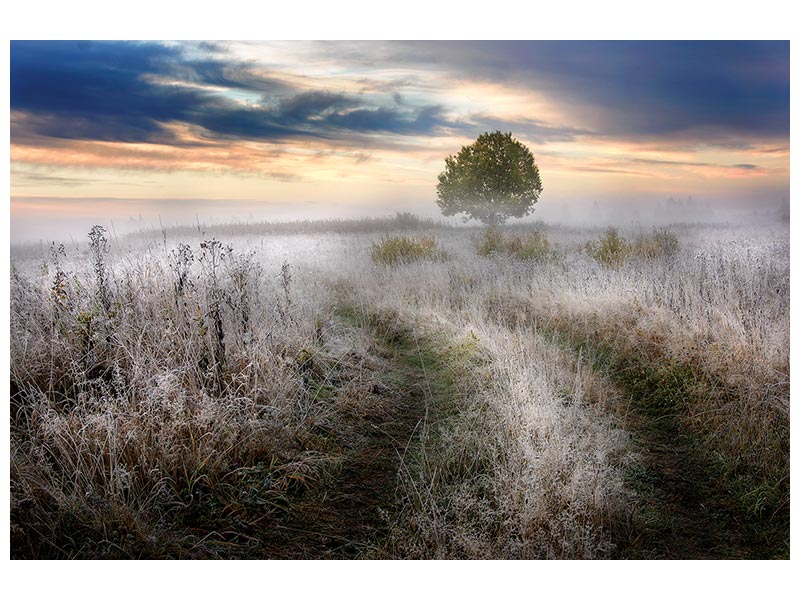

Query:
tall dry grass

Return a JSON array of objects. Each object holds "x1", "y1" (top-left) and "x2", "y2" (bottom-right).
[
  {"x1": 345, "y1": 222, "x2": 789, "y2": 532},
  {"x1": 10, "y1": 229, "x2": 349, "y2": 557},
  {"x1": 10, "y1": 219, "x2": 789, "y2": 557},
  {"x1": 379, "y1": 318, "x2": 633, "y2": 558}
]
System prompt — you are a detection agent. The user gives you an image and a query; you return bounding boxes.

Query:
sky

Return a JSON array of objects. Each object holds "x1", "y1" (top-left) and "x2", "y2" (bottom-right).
[{"x1": 9, "y1": 40, "x2": 791, "y2": 240}]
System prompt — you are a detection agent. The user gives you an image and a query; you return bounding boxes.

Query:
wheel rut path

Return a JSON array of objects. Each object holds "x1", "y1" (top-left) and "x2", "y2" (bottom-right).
[
  {"x1": 252, "y1": 312, "x2": 779, "y2": 559},
  {"x1": 590, "y1": 351, "x2": 779, "y2": 559},
  {"x1": 257, "y1": 313, "x2": 442, "y2": 559}
]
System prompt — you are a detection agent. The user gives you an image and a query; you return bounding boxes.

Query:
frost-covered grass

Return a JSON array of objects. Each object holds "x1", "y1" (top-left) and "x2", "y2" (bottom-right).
[
  {"x1": 353, "y1": 222, "x2": 789, "y2": 545},
  {"x1": 9, "y1": 219, "x2": 789, "y2": 558}
]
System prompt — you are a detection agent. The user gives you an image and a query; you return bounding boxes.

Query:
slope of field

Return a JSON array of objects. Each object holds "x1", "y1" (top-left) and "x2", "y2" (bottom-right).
[{"x1": 9, "y1": 220, "x2": 789, "y2": 558}]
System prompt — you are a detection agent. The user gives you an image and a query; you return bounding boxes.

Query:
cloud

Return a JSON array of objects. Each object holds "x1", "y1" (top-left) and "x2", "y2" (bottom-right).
[
  {"x1": 455, "y1": 114, "x2": 594, "y2": 144},
  {"x1": 10, "y1": 169, "x2": 112, "y2": 187},
  {"x1": 12, "y1": 41, "x2": 230, "y2": 143},
  {"x1": 277, "y1": 91, "x2": 359, "y2": 121},
  {"x1": 10, "y1": 41, "x2": 455, "y2": 148},
  {"x1": 10, "y1": 40, "x2": 788, "y2": 189},
  {"x1": 338, "y1": 41, "x2": 790, "y2": 143},
  {"x1": 629, "y1": 158, "x2": 711, "y2": 168},
  {"x1": 571, "y1": 166, "x2": 647, "y2": 176},
  {"x1": 325, "y1": 104, "x2": 447, "y2": 135},
  {"x1": 627, "y1": 158, "x2": 765, "y2": 173},
  {"x1": 579, "y1": 160, "x2": 773, "y2": 183}
]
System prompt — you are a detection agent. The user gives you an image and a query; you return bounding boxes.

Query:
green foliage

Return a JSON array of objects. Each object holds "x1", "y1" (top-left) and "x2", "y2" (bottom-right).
[
  {"x1": 436, "y1": 131, "x2": 543, "y2": 225},
  {"x1": 476, "y1": 227, "x2": 552, "y2": 261},
  {"x1": 586, "y1": 227, "x2": 631, "y2": 267},
  {"x1": 370, "y1": 235, "x2": 448, "y2": 266}
]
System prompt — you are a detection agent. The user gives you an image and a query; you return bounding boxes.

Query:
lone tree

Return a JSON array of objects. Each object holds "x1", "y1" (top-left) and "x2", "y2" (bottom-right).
[{"x1": 436, "y1": 131, "x2": 542, "y2": 226}]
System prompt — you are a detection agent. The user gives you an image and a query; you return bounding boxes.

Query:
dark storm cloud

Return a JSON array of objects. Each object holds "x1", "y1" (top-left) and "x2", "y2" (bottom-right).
[
  {"x1": 326, "y1": 104, "x2": 449, "y2": 135},
  {"x1": 10, "y1": 41, "x2": 298, "y2": 144},
  {"x1": 387, "y1": 41, "x2": 789, "y2": 141},
  {"x1": 170, "y1": 59, "x2": 294, "y2": 93},
  {"x1": 277, "y1": 91, "x2": 361, "y2": 121},
  {"x1": 10, "y1": 41, "x2": 456, "y2": 147},
  {"x1": 12, "y1": 41, "x2": 788, "y2": 151},
  {"x1": 11, "y1": 41, "x2": 194, "y2": 142}
]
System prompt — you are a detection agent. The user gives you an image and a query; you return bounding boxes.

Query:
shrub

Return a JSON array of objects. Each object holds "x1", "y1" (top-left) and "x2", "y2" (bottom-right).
[
  {"x1": 505, "y1": 231, "x2": 551, "y2": 261},
  {"x1": 632, "y1": 227, "x2": 679, "y2": 259},
  {"x1": 370, "y1": 235, "x2": 448, "y2": 266},
  {"x1": 475, "y1": 227, "x2": 505, "y2": 257},
  {"x1": 392, "y1": 212, "x2": 425, "y2": 230},
  {"x1": 476, "y1": 227, "x2": 552, "y2": 261},
  {"x1": 586, "y1": 227, "x2": 630, "y2": 267}
]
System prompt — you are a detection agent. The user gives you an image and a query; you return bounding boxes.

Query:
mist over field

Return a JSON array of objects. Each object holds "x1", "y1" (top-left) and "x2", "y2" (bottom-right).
[{"x1": 9, "y1": 194, "x2": 788, "y2": 245}]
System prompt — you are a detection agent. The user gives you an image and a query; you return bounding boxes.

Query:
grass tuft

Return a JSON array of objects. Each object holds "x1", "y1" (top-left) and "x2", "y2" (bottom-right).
[
  {"x1": 632, "y1": 227, "x2": 680, "y2": 259},
  {"x1": 476, "y1": 227, "x2": 553, "y2": 261},
  {"x1": 585, "y1": 227, "x2": 630, "y2": 267},
  {"x1": 370, "y1": 235, "x2": 448, "y2": 266},
  {"x1": 587, "y1": 227, "x2": 680, "y2": 267}
]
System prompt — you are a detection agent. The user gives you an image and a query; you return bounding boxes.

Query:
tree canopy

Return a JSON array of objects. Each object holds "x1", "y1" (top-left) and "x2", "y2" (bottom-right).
[{"x1": 436, "y1": 131, "x2": 542, "y2": 225}]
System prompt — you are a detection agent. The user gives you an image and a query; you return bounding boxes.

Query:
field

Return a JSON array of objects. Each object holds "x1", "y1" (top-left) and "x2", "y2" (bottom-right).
[{"x1": 9, "y1": 215, "x2": 789, "y2": 559}]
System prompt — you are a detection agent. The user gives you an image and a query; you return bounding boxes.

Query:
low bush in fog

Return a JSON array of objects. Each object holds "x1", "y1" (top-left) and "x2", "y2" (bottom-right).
[
  {"x1": 370, "y1": 235, "x2": 448, "y2": 266},
  {"x1": 632, "y1": 227, "x2": 680, "y2": 259},
  {"x1": 476, "y1": 227, "x2": 552, "y2": 261},
  {"x1": 585, "y1": 227, "x2": 630, "y2": 267},
  {"x1": 587, "y1": 226, "x2": 679, "y2": 267}
]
